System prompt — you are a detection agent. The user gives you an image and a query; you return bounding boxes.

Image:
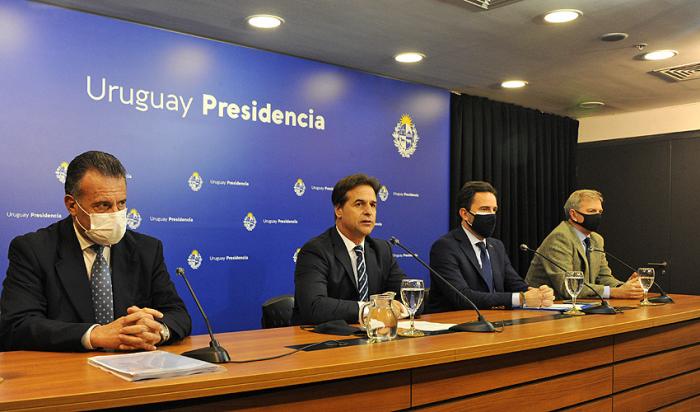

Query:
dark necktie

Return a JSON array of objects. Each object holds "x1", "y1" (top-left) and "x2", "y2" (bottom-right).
[
  {"x1": 354, "y1": 245, "x2": 369, "y2": 302},
  {"x1": 90, "y1": 244, "x2": 114, "y2": 324},
  {"x1": 476, "y1": 242, "x2": 494, "y2": 292},
  {"x1": 584, "y1": 237, "x2": 592, "y2": 266}
]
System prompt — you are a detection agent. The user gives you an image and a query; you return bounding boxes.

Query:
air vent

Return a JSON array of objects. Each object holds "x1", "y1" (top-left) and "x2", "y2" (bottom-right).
[
  {"x1": 463, "y1": 0, "x2": 522, "y2": 10},
  {"x1": 652, "y1": 62, "x2": 700, "y2": 82}
]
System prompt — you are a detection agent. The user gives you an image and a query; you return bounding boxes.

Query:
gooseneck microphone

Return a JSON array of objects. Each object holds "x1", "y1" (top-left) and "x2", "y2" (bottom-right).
[
  {"x1": 519, "y1": 244, "x2": 618, "y2": 315},
  {"x1": 389, "y1": 237, "x2": 497, "y2": 332},
  {"x1": 590, "y1": 248, "x2": 673, "y2": 304},
  {"x1": 175, "y1": 267, "x2": 231, "y2": 363}
]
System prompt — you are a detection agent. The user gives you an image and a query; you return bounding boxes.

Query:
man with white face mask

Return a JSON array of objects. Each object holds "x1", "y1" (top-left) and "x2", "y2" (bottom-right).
[
  {"x1": 0, "y1": 151, "x2": 191, "y2": 351},
  {"x1": 427, "y1": 181, "x2": 554, "y2": 312}
]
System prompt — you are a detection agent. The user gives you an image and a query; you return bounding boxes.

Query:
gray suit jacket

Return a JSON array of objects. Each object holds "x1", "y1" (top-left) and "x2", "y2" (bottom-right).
[{"x1": 525, "y1": 221, "x2": 623, "y2": 299}]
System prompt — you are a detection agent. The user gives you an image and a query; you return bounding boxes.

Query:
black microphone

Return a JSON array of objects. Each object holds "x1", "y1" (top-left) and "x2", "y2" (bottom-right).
[
  {"x1": 590, "y1": 248, "x2": 673, "y2": 304},
  {"x1": 175, "y1": 267, "x2": 231, "y2": 363},
  {"x1": 389, "y1": 237, "x2": 497, "y2": 333},
  {"x1": 519, "y1": 244, "x2": 618, "y2": 315}
]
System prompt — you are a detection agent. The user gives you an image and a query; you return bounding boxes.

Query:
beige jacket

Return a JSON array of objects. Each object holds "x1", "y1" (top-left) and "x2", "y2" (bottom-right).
[{"x1": 525, "y1": 221, "x2": 623, "y2": 299}]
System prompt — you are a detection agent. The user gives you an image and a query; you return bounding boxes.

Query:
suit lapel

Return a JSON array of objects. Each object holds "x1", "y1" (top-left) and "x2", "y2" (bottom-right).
[
  {"x1": 588, "y1": 236, "x2": 601, "y2": 279},
  {"x1": 487, "y1": 242, "x2": 505, "y2": 292},
  {"x1": 453, "y1": 229, "x2": 489, "y2": 286},
  {"x1": 565, "y1": 223, "x2": 591, "y2": 279},
  {"x1": 110, "y1": 232, "x2": 138, "y2": 317},
  {"x1": 331, "y1": 229, "x2": 357, "y2": 289},
  {"x1": 364, "y1": 239, "x2": 380, "y2": 295},
  {"x1": 54, "y1": 218, "x2": 94, "y2": 323}
]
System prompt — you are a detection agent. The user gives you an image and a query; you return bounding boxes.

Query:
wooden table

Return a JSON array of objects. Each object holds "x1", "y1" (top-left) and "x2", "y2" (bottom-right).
[{"x1": 1, "y1": 295, "x2": 699, "y2": 411}]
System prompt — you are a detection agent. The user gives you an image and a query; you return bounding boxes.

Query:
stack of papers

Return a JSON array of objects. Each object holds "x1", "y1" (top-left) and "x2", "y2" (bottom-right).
[
  {"x1": 88, "y1": 350, "x2": 225, "y2": 381},
  {"x1": 523, "y1": 303, "x2": 590, "y2": 312},
  {"x1": 398, "y1": 320, "x2": 456, "y2": 332}
]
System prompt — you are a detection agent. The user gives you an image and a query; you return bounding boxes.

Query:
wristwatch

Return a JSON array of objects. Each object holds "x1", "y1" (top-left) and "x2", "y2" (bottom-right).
[{"x1": 158, "y1": 322, "x2": 171, "y2": 344}]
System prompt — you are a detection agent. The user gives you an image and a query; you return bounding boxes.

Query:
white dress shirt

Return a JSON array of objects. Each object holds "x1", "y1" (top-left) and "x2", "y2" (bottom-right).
[{"x1": 461, "y1": 224, "x2": 522, "y2": 307}]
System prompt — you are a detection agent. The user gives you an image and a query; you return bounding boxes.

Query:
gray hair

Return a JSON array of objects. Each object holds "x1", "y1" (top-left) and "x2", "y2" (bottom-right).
[{"x1": 564, "y1": 189, "x2": 603, "y2": 217}]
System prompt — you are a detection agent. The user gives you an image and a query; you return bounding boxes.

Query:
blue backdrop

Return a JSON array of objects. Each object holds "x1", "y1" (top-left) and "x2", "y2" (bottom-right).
[{"x1": 0, "y1": 0, "x2": 449, "y2": 334}]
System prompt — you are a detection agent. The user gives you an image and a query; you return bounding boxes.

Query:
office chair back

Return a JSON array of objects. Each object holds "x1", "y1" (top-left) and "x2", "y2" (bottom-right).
[{"x1": 261, "y1": 294, "x2": 295, "y2": 328}]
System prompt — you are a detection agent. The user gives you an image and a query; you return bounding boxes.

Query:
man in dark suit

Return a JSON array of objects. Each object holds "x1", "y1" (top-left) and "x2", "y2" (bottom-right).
[
  {"x1": 293, "y1": 174, "x2": 407, "y2": 325},
  {"x1": 427, "y1": 181, "x2": 554, "y2": 312},
  {"x1": 0, "y1": 151, "x2": 191, "y2": 352}
]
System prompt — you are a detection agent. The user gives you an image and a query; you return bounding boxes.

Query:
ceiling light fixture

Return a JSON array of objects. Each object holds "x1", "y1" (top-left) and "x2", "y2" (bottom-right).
[
  {"x1": 643, "y1": 49, "x2": 678, "y2": 61},
  {"x1": 501, "y1": 80, "x2": 528, "y2": 89},
  {"x1": 394, "y1": 52, "x2": 425, "y2": 63},
  {"x1": 578, "y1": 101, "x2": 605, "y2": 109},
  {"x1": 600, "y1": 33, "x2": 628, "y2": 42},
  {"x1": 246, "y1": 14, "x2": 284, "y2": 29},
  {"x1": 543, "y1": 9, "x2": 582, "y2": 24}
]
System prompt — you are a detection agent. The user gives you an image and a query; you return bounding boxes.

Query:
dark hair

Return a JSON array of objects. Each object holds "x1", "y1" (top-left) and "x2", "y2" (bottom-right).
[
  {"x1": 65, "y1": 151, "x2": 127, "y2": 197},
  {"x1": 331, "y1": 173, "x2": 381, "y2": 207},
  {"x1": 456, "y1": 181, "x2": 497, "y2": 212}
]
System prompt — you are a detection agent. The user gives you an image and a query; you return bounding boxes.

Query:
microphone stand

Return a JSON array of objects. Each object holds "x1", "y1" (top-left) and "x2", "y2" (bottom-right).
[
  {"x1": 390, "y1": 237, "x2": 497, "y2": 332},
  {"x1": 520, "y1": 244, "x2": 618, "y2": 315},
  {"x1": 592, "y1": 249, "x2": 673, "y2": 304},
  {"x1": 176, "y1": 267, "x2": 231, "y2": 363}
]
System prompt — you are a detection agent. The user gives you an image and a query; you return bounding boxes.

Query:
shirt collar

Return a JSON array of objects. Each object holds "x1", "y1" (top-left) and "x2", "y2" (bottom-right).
[
  {"x1": 461, "y1": 223, "x2": 485, "y2": 247},
  {"x1": 336, "y1": 226, "x2": 365, "y2": 254},
  {"x1": 572, "y1": 224, "x2": 589, "y2": 243},
  {"x1": 72, "y1": 219, "x2": 110, "y2": 252}
]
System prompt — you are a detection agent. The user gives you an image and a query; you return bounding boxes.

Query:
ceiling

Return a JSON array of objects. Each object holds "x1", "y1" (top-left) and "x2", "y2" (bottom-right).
[{"x1": 39, "y1": 0, "x2": 700, "y2": 118}]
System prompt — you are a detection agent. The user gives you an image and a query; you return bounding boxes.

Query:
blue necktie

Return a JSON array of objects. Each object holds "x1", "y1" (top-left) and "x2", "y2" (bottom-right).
[
  {"x1": 354, "y1": 245, "x2": 369, "y2": 302},
  {"x1": 477, "y1": 242, "x2": 494, "y2": 293},
  {"x1": 90, "y1": 244, "x2": 114, "y2": 324}
]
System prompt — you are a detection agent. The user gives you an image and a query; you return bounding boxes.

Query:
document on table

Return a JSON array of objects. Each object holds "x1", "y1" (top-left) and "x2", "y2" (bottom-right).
[
  {"x1": 398, "y1": 320, "x2": 456, "y2": 332},
  {"x1": 88, "y1": 350, "x2": 226, "y2": 381},
  {"x1": 522, "y1": 303, "x2": 592, "y2": 312}
]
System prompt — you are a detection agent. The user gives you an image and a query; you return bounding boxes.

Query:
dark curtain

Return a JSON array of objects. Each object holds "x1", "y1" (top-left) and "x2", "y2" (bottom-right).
[{"x1": 450, "y1": 94, "x2": 578, "y2": 276}]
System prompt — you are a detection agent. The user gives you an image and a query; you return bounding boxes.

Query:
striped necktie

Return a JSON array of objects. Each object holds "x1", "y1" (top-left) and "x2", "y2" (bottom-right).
[{"x1": 354, "y1": 245, "x2": 369, "y2": 302}]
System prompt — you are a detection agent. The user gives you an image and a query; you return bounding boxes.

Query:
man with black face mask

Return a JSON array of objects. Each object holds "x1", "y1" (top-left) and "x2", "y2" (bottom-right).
[
  {"x1": 525, "y1": 189, "x2": 643, "y2": 300},
  {"x1": 427, "y1": 181, "x2": 554, "y2": 312},
  {"x1": 0, "y1": 151, "x2": 191, "y2": 351}
]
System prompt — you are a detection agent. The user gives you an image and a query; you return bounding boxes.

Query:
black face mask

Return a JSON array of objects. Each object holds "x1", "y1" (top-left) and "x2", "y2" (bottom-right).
[
  {"x1": 467, "y1": 211, "x2": 496, "y2": 238},
  {"x1": 574, "y1": 210, "x2": 602, "y2": 232}
]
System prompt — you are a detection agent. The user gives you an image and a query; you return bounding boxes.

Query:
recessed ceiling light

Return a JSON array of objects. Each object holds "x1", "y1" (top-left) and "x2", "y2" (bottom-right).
[
  {"x1": 501, "y1": 80, "x2": 528, "y2": 89},
  {"x1": 246, "y1": 14, "x2": 284, "y2": 29},
  {"x1": 394, "y1": 52, "x2": 425, "y2": 63},
  {"x1": 578, "y1": 101, "x2": 605, "y2": 109},
  {"x1": 642, "y1": 49, "x2": 678, "y2": 61},
  {"x1": 600, "y1": 33, "x2": 628, "y2": 42},
  {"x1": 543, "y1": 9, "x2": 582, "y2": 24}
]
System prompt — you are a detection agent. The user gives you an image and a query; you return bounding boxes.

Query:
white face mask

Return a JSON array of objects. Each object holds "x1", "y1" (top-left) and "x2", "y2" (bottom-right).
[{"x1": 73, "y1": 199, "x2": 127, "y2": 246}]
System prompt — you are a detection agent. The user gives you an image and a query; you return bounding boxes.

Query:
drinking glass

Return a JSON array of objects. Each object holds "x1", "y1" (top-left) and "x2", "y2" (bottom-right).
[
  {"x1": 638, "y1": 267, "x2": 660, "y2": 306},
  {"x1": 398, "y1": 279, "x2": 424, "y2": 337},
  {"x1": 564, "y1": 271, "x2": 585, "y2": 316}
]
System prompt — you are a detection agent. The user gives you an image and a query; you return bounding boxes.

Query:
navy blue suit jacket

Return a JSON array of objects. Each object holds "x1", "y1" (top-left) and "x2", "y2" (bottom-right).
[
  {"x1": 0, "y1": 217, "x2": 191, "y2": 351},
  {"x1": 292, "y1": 227, "x2": 406, "y2": 324},
  {"x1": 427, "y1": 227, "x2": 528, "y2": 312}
]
